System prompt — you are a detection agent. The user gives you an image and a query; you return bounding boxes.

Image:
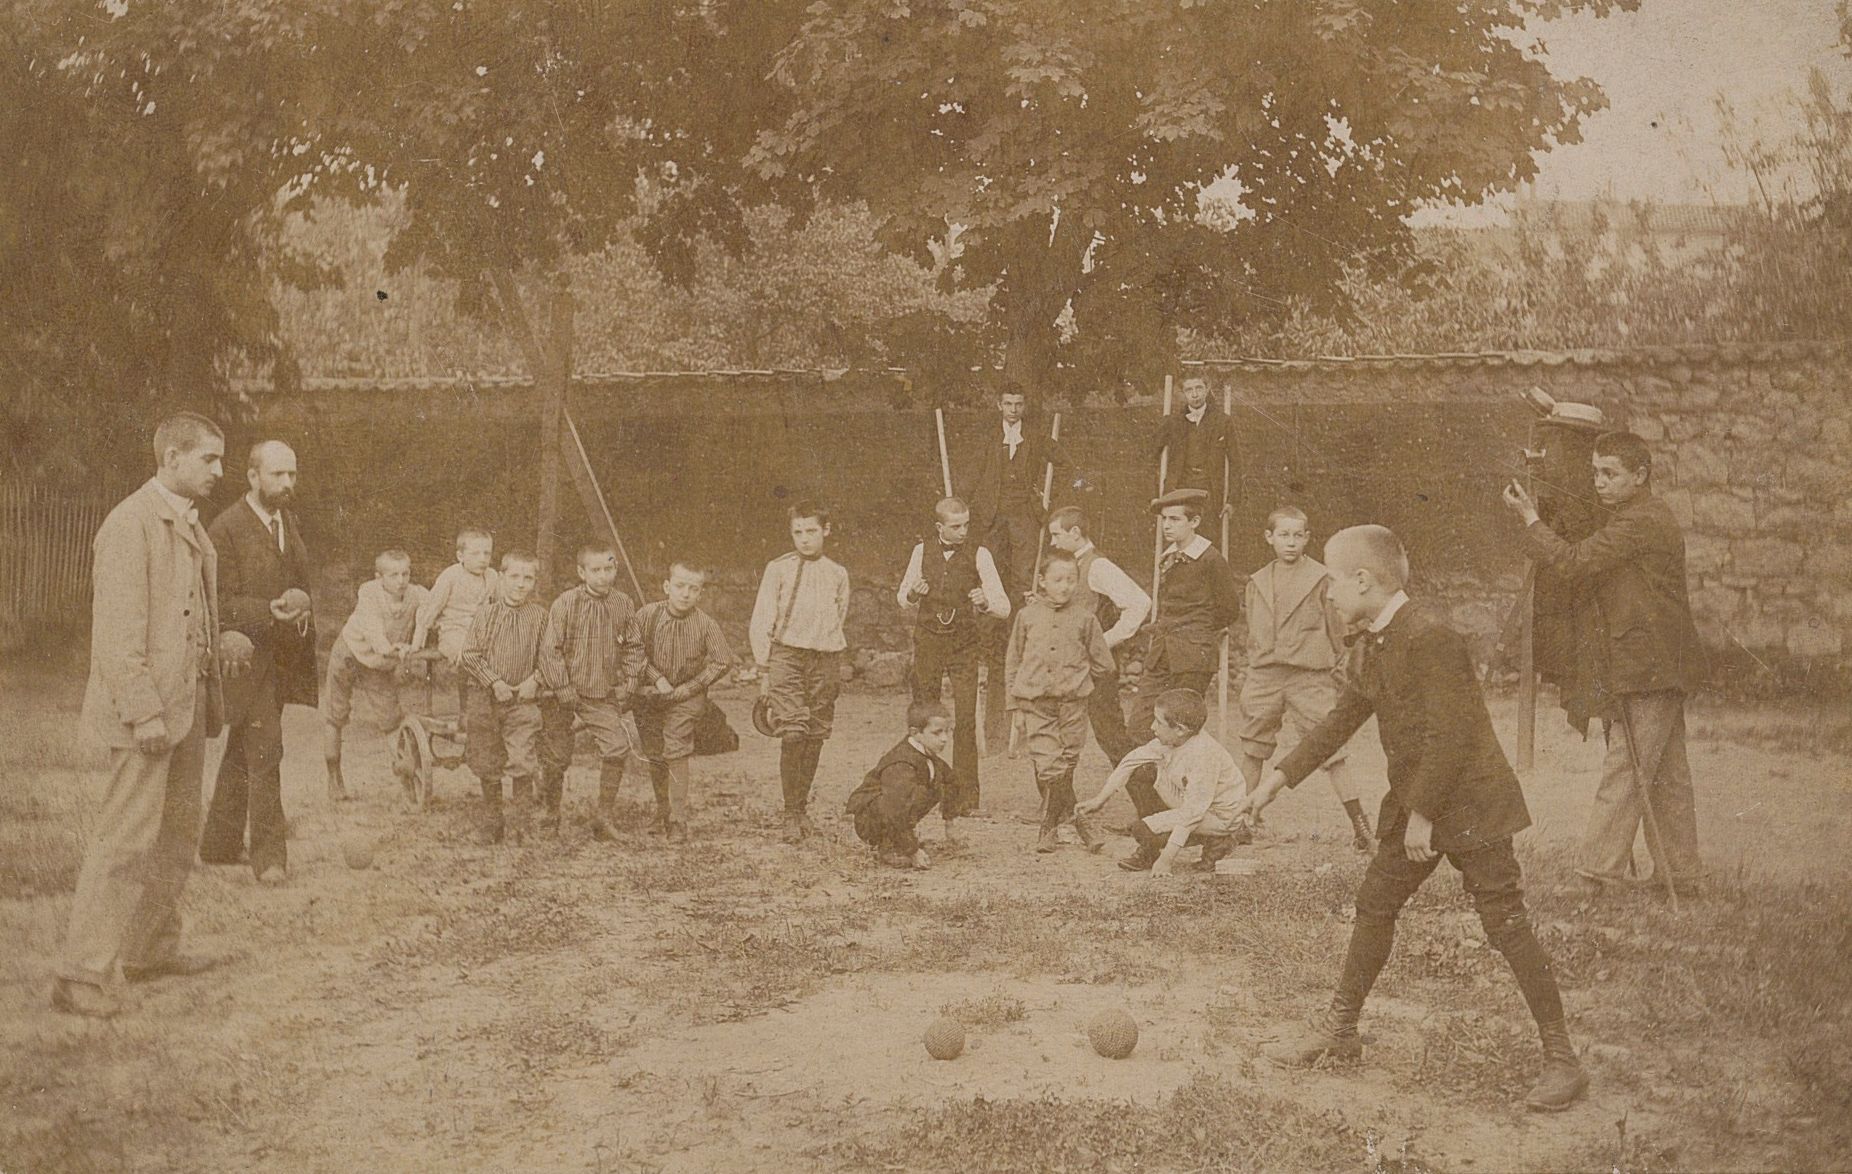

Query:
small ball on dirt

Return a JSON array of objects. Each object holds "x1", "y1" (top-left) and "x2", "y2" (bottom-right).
[
  {"x1": 342, "y1": 833, "x2": 377, "y2": 870},
  {"x1": 923, "y1": 1017, "x2": 966, "y2": 1061},
  {"x1": 1089, "y1": 1009, "x2": 1138, "y2": 1059}
]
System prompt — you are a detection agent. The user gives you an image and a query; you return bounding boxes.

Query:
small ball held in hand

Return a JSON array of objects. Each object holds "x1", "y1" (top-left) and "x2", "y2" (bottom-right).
[
  {"x1": 1089, "y1": 1009, "x2": 1138, "y2": 1059},
  {"x1": 341, "y1": 832, "x2": 376, "y2": 870},
  {"x1": 278, "y1": 587, "x2": 311, "y2": 616},
  {"x1": 923, "y1": 1017, "x2": 965, "y2": 1060}
]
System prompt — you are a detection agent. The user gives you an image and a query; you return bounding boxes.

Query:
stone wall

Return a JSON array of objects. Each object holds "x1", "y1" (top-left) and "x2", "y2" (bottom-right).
[{"x1": 244, "y1": 341, "x2": 1850, "y2": 694}]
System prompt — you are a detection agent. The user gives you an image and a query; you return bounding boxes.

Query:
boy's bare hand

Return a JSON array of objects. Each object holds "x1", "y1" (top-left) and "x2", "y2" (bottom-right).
[
  {"x1": 1404, "y1": 811, "x2": 1438, "y2": 862},
  {"x1": 1074, "y1": 795, "x2": 1104, "y2": 817},
  {"x1": 1150, "y1": 856, "x2": 1174, "y2": 877},
  {"x1": 966, "y1": 586, "x2": 987, "y2": 611},
  {"x1": 554, "y1": 685, "x2": 578, "y2": 710},
  {"x1": 1502, "y1": 480, "x2": 1540, "y2": 525},
  {"x1": 655, "y1": 678, "x2": 674, "y2": 696},
  {"x1": 491, "y1": 680, "x2": 515, "y2": 704},
  {"x1": 515, "y1": 679, "x2": 539, "y2": 702},
  {"x1": 908, "y1": 580, "x2": 930, "y2": 601},
  {"x1": 133, "y1": 716, "x2": 171, "y2": 756}
]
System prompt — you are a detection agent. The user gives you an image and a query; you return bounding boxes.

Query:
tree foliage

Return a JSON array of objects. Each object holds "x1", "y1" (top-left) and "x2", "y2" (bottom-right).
[{"x1": 740, "y1": 0, "x2": 1639, "y2": 397}]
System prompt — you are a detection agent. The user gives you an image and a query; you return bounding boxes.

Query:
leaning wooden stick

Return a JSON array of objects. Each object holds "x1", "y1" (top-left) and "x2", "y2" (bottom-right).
[
  {"x1": 1151, "y1": 376, "x2": 1173, "y2": 620},
  {"x1": 1218, "y1": 385, "x2": 1233, "y2": 742},
  {"x1": 1011, "y1": 412, "x2": 1062, "y2": 759},
  {"x1": 1616, "y1": 696, "x2": 1681, "y2": 913},
  {"x1": 934, "y1": 407, "x2": 955, "y2": 499}
]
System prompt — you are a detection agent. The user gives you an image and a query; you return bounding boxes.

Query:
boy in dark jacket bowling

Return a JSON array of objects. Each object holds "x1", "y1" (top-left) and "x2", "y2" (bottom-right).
[
  {"x1": 846, "y1": 702, "x2": 953, "y2": 869},
  {"x1": 1236, "y1": 525, "x2": 1588, "y2": 1112}
]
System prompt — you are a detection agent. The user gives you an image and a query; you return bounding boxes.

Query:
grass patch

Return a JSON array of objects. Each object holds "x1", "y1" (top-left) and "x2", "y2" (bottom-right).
[
  {"x1": 942, "y1": 991, "x2": 1029, "y2": 1029},
  {"x1": 831, "y1": 1069, "x2": 1379, "y2": 1173},
  {"x1": 373, "y1": 891, "x2": 601, "y2": 970}
]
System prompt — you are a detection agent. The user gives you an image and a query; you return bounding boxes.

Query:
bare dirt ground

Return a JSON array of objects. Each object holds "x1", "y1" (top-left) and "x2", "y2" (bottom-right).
[{"x1": 4, "y1": 654, "x2": 1850, "y2": 1173}]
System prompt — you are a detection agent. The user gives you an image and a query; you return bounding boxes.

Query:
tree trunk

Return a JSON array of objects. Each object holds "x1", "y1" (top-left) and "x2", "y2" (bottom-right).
[
  {"x1": 997, "y1": 216, "x2": 1084, "y2": 401},
  {"x1": 487, "y1": 270, "x2": 574, "y2": 594}
]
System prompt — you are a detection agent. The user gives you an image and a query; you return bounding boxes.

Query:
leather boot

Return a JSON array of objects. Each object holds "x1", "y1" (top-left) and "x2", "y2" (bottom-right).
[
  {"x1": 1262, "y1": 1008, "x2": 1363, "y2": 1065},
  {"x1": 1348, "y1": 806, "x2": 1375, "y2": 853},
  {"x1": 474, "y1": 779, "x2": 505, "y2": 845},
  {"x1": 1526, "y1": 1020, "x2": 1590, "y2": 1111},
  {"x1": 649, "y1": 762, "x2": 672, "y2": 834},
  {"x1": 539, "y1": 767, "x2": 564, "y2": 836},
  {"x1": 591, "y1": 760, "x2": 623, "y2": 842}
]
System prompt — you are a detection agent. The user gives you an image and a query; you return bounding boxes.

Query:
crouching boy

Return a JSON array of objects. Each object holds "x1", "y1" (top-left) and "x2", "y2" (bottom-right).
[
  {"x1": 845, "y1": 701, "x2": 953, "y2": 869},
  {"x1": 459, "y1": 551, "x2": 547, "y2": 844},
  {"x1": 633, "y1": 562, "x2": 734, "y2": 842},
  {"x1": 1076, "y1": 688, "x2": 1243, "y2": 875}
]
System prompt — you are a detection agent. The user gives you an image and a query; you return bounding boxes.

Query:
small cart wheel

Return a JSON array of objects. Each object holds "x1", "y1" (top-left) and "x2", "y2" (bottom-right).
[{"x1": 390, "y1": 718, "x2": 439, "y2": 809}]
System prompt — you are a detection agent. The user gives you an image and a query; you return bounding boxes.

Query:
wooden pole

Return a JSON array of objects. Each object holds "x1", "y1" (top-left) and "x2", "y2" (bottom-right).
[
  {"x1": 1151, "y1": 376, "x2": 1172, "y2": 620},
  {"x1": 1218, "y1": 385, "x2": 1233, "y2": 742},
  {"x1": 934, "y1": 408, "x2": 955, "y2": 499},
  {"x1": 536, "y1": 285, "x2": 573, "y2": 594},
  {"x1": 1029, "y1": 413, "x2": 1061, "y2": 588},
  {"x1": 1517, "y1": 569, "x2": 1536, "y2": 771},
  {"x1": 561, "y1": 407, "x2": 647, "y2": 602}
]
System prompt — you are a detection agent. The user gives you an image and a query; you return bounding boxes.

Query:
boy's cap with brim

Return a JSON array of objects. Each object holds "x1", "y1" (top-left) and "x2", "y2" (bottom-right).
[
  {"x1": 751, "y1": 695, "x2": 777, "y2": 738},
  {"x1": 1545, "y1": 401, "x2": 1607, "y2": 431},
  {"x1": 1150, "y1": 488, "x2": 1210, "y2": 514}
]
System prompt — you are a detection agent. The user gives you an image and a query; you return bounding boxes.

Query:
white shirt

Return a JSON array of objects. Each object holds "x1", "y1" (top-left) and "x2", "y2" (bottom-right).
[
  {"x1": 896, "y1": 542, "x2": 1012, "y2": 619},
  {"x1": 1002, "y1": 420, "x2": 1024, "y2": 459},
  {"x1": 1369, "y1": 590, "x2": 1410, "y2": 633},
  {"x1": 1075, "y1": 542, "x2": 1150, "y2": 648},
  {"x1": 247, "y1": 494, "x2": 285, "y2": 554},
  {"x1": 1184, "y1": 404, "x2": 1207, "y2": 424}
]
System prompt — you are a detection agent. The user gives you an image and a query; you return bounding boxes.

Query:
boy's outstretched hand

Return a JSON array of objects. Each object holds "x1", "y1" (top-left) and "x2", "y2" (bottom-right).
[
  {"x1": 1232, "y1": 768, "x2": 1290, "y2": 828},
  {"x1": 1502, "y1": 480, "x2": 1541, "y2": 526},
  {"x1": 1403, "y1": 810, "x2": 1438, "y2": 862}
]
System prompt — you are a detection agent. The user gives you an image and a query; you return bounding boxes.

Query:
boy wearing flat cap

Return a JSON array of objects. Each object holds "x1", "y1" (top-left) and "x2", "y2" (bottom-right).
[{"x1": 1126, "y1": 488, "x2": 1242, "y2": 751}]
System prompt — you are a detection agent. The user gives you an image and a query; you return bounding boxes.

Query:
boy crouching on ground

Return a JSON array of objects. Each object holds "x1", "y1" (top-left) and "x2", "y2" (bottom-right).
[
  {"x1": 633, "y1": 562, "x2": 734, "y2": 842},
  {"x1": 845, "y1": 701, "x2": 953, "y2": 869},
  {"x1": 459, "y1": 551, "x2": 547, "y2": 844},
  {"x1": 1006, "y1": 549, "x2": 1114, "y2": 854},
  {"x1": 1076, "y1": 688, "x2": 1243, "y2": 875},
  {"x1": 321, "y1": 549, "x2": 428, "y2": 800}
]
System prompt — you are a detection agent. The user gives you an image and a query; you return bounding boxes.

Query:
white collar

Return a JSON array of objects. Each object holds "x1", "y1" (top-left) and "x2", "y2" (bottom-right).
[
  {"x1": 1369, "y1": 590, "x2": 1410, "y2": 633},
  {"x1": 1184, "y1": 404, "x2": 1207, "y2": 423},
  {"x1": 907, "y1": 735, "x2": 935, "y2": 758},
  {"x1": 246, "y1": 493, "x2": 280, "y2": 527},
  {"x1": 150, "y1": 478, "x2": 198, "y2": 524},
  {"x1": 1162, "y1": 534, "x2": 1212, "y2": 561},
  {"x1": 1074, "y1": 541, "x2": 1095, "y2": 558},
  {"x1": 1001, "y1": 420, "x2": 1023, "y2": 441}
]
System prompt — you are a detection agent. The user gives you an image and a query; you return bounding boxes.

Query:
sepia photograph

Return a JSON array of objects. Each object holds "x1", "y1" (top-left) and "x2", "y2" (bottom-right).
[{"x1": 2, "y1": 1, "x2": 1849, "y2": 1170}]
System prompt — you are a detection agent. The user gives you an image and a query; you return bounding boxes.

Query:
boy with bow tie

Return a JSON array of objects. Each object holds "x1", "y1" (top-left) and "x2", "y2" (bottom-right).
[
  {"x1": 1236, "y1": 525, "x2": 1588, "y2": 1113},
  {"x1": 897, "y1": 496, "x2": 1012, "y2": 843}
]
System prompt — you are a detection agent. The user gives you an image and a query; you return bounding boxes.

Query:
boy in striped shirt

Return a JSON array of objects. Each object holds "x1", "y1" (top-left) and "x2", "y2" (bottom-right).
[
  {"x1": 749, "y1": 502, "x2": 851, "y2": 843},
  {"x1": 459, "y1": 551, "x2": 547, "y2": 844},
  {"x1": 633, "y1": 562, "x2": 734, "y2": 842}
]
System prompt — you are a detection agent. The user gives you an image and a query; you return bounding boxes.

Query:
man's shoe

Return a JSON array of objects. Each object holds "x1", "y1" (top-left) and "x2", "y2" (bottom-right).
[
  {"x1": 1195, "y1": 834, "x2": 1235, "y2": 871},
  {"x1": 666, "y1": 821, "x2": 690, "y2": 845},
  {"x1": 590, "y1": 812, "x2": 622, "y2": 843},
  {"x1": 1525, "y1": 1056, "x2": 1590, "y2": 1111},
  {"x1": 781, "y1": 813, "x2": 807, "y2": 844},
  {"x1": 123, "y1": 954, "x2": 223, "y2": 984},
  {"x1": 1261, "y1": 1022, "x2": 1363, "y2": 1066},
  {"x1": 1035, "y1": 827, "x2": 1061, "y2": 854},
  {"x1": 1118, "y1": 845, "x2": 1159, "y2": 872},
  {"x1": 1072, "y1": 812, "x2": 1104, "y2": 853},
  {"x1": 877, "y1": 848, "x2": 913, "y2": 869},
  {"x1": 256, "y1": 866, "x2": 287, "y2": 887},
  {"x1": 51, "y1": 980, "x2": 119, "y2": 1019}
]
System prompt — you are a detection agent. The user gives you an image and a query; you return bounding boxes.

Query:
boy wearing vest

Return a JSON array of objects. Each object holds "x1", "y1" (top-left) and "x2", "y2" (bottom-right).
[
  {"x1": 750, "y1": 502, "x2": 852, "y2": 842},
  {"x1": 1238, "y1": 506, "x2": 1374, "y2": 851},
  {"x1": 897, "y1": 496, "x2": 1011, "y2": 843},
  {"x1": 1007, "y1": 549, "x2": 1116, "y2": 853},
  {"x1": 845, "y1": 701, "x2": 954, "y2": 869}
]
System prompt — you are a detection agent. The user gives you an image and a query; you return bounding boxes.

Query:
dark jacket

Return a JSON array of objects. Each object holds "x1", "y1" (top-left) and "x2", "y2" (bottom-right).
[
  {"x1": 1277, "y1": 600, "x2": 1530, "y2": 855},
  {"x1": 209, "y1": 498, "x2": 318, "y2": 719},
  {"x1": 1150, "y1": 538, "x2": 1242, "y2": 675},
  {"x1": 1522, "y1": 489, "x2": 1707, "y2": 704},
  {"x1": 1154, "y1": 403, "x2": 1239, "y2": 508},
  {"x1": 968, "y1": 421, "x2": 1063, "y2": 528},
  {"x1": 845, "y1": 738, "x2": 949, "y2": 855}
]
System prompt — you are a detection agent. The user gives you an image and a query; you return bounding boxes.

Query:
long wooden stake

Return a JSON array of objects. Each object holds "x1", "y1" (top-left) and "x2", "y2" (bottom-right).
[
  {"x1": 1218, "y1": 385, "x2": 1233, "y2": 742},
  {"x1": 1029, "y1": 413, "x2": 1061, "y2": 588},
  {"x1": 562, "y1": 407, "x2": 646, "y2": 602},
  {"x1": 934, "y1": 407, "x2": 955, "y2": 499},
  {"x1": 1518, "y1": 433, "x2": 1538, "y2": 771},
  {"x1": 1151, "y1": 376, "x2": 1173, "y2": 620}
]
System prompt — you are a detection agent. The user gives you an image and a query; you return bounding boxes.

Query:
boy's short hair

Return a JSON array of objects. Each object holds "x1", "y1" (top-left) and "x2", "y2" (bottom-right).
[
  {"x1": 151, "y1": 411, "x2": 222, "y2": 461},
  {"x1": 1153, "y1": 688, "x2": 1208, "y2": 734},
  {"x1": 1593, "y1": 431, "x2": 1652, "y2": 483},
  {"x1": 1266, "y1": 505, "x2": 1308, "y2": 531},
  {"x1": 906, "y1": 700, "x2": 950, "y2": 732},
  {"x1": 500, "y1": 549, "x2": 539, "y2": 573},
  {"x1": 934, "y1": 496, "x2": 970, "y2": 523},
  {"x1": 667, "y1": 560, "x2": 707, "y2": 582},
  {"x1": 375, "y1": 549, "x2": 412, "y2": 573},
  {"x1": 1326, "y1": 525, "x2": 1409, "y2": 590},
  {"x1": 1039, "y1": 549, "x2": 1078, "y2": 575},
  {"x1": 789, "y1": 501, "x2": 829, "y2": 526},
  {"x1": 1048, "y1": 505, "x2": 1089, "y2": 536},
  {"x1": 577, "y1": 542, "x2": 617, "y2": 567},
  {"x1": 456, "y1": 528, "x2": 492, "y2": 551}
]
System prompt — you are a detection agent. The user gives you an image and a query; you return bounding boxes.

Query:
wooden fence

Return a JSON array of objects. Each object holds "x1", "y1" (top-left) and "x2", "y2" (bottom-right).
[{"x1": 1, "y1": 484, "x2": 111, "y2": 643}]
